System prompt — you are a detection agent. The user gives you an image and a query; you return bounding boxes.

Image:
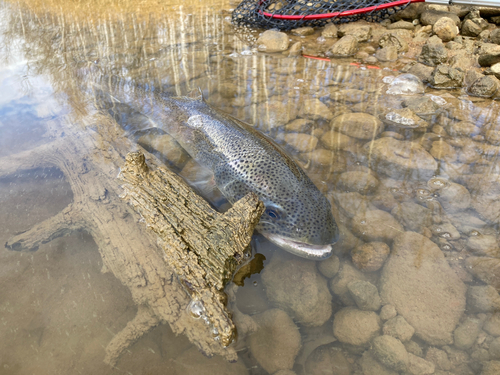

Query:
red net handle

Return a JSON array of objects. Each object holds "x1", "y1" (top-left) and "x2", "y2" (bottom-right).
[{"x1": 259, "y1": 0, "x2": 424, "y2": 20}]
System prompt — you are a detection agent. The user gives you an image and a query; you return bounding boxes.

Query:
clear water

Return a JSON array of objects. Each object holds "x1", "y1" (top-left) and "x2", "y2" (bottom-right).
[{"x1": 0, "y1": 1, "x2": 499, "y2": 374}]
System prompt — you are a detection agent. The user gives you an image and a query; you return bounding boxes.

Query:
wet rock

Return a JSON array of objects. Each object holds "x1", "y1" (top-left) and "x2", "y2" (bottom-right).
[
  {"x1": 284, "y1": 133, "x2": 318, "y2": 153},
  {"x1": 437, "y1": 182, "x2": 471, "y2": 213},
  {"x1": 172, "y1": 346, "x2": 249, "y2": 375},
  {"x1": 332, "y1": 192, "x2": 376, "y2": 219},
  {"x1": 461, "y1": 19, "x2": 483, "y2": 37},
  {"x1": 490, "y1": 28, "x2": 500, "y2": 44},
  {"x1": 257, "y1": 30, "x2": 289, "y2": 52},
  {"x1": 301, "y1": 149, "x2": 346, "y2": 172},
  {"x1": 485, "y1": 129, "x2": 500, "y2": 145},
  {"x1": 391, "y1": 202, "x2": 432, "y2": 232},
  {"x1": 467, "y1": 234, "x2": 499, "y2": 256},
  {"x1": 468, "y1": 75, "x2": 500, "y2": 97},
  {"x1": 330, "y1": 261, "x2": 370, "y2": 305},
  {"x1": 288, "y1": 42, "x2": 302, "y2": 57},
  {"x1": 347, "y1": 280, "x2": 381, "y2": 312},
  {"x1": 454, "y1": 316, "x2": 483, "y2": 350},
  {"x1": 371, "y1": 335, "x2": 409, "y2": 372},
  {"x1": 465, "y1": 257, "x2": 500, "y2": 290},
  {"x1": 388, "y1": 20, "x2": 414, "y2": 30},
  {"x1": 418, "y1": 36, "x2": 448, "y2": 67},
  {"x1": 321, "y1": 130, "x2": 357, "y2": 151},
  {"x1": 404, "y1": 340, "x2": 423, "y2": 357},
  {"x1": 338, "y1": 24, "x2": 371, "y2": 42},
  {"x1": 430, "y1": 221, "x2": 460, "y2": 240},
  {"x1": 379, "y1": 32, "x2": 408, "y2": 52},
  {"x1": 466, "y1": 285, "x2": 500, "y2": 313},
  {"x1": 322, "y1": 23, "x2": 338, "y2": 38},
  {"x1": 426, "y1": 347, "x2": 452, "y2": 371},
  {"x1": 285, "y1": 118, "x2": 313, "y2": 133},
  {"x1": 420, "y1": 10, "x2": 460, "y2": 26},
  {"x1": 375, "y1": 46, "x2": 398, "y2": 62},
  {"x1": 380, "y1": 305, "x2": 397, "y2": 321},
  {"x1": 249, "y1": 309, "x2": 301, "y2": 374},
  {"x1": 291, "y1": 27, "x2": 314, "y2": 36},
  {"x1": 490, "y1": 337, "x2": 500, "y2": 359},
  {"x1": 407, "y1": 63, "x2": 435, "y2": 82},
  {"x1": 407, "y1": 353, "x2": 435, "y2": 375},
  {"x1": 317, "y1": 255, "x2": 340, "y2": 279},
  {"x1": 447, "y1": 121, "x2": 479, "y2": 137},
  {"x1": 326, "y1": 35, "x2": 358, "y2": 57},
  {"x1": 433, "y1": 17, "x2": 459, "y2": 42},
  {"x1": 331, "y1": 112, "x2": 383, "y2": 140},
  {"x1": 336, "y1": 171, "x2": 379, "y2": 195},
  {"x1": 332, "y1": 89, "x2": 370, "y2": 104},
  {"x1": 352, "y1": 209, "x2": 403, "y2": 243},
  {"x1": 305, "y1": 344, "x2": 352, "y2": 375},
  {"x1": 386, "y1": 73, "x2": 425, "y2": 95},
  {"x1": 478, "y1": 43, "x2": 500, "y2": 66},
  {"x1": 363, "y1": 137, "x2": 438, "y2": 181},
  {"x1": 429, "y1": 65, "x2": 464, "y2": 88},
  {"x1": 402, "y1": 96, "x2": 441, "y2": 117},
  {"x1": 430, "y1": 140, "x2": 458, "y2": 162},
  {"x1": 351, "y1": 242, "x2": 390, "y2": 273},
  {"x1": 298, "y1": 98, "x2": 334, "y2": 121},
  {"x1": 261, "y1": 253, "x2": 332, "y2": 327},
  {"x1": 380, "y1": 232, "x2": 467, "y2": 346},
  {"x1": 333, "y1": 307, "x2": 380, "y2": 346},
  {"x1": 383, "y1": 316, "x2": 415, "y2": 342},
  {"x1": 483, "y1": 313, "x2": 500, "y2": 336},
  {"x1": 256, "y1": 99, "x2": 298, "y2": 130},
  {"x1": 359, "y1": 350, "x2": 398, "y2": 375},
  {"x1": 383, "y1": 108, "x2": 428, "y2": 130},
  {"x1": 482, "y1": 360, "x2": 500, "y2": 375}
]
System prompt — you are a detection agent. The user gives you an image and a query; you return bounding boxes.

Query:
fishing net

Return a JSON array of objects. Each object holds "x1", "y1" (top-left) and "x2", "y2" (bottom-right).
[{"x1": 231, "y1": 0, "x2": 413, "y2": 30}]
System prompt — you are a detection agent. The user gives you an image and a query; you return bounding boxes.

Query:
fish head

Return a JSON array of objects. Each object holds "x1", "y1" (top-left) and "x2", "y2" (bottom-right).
[{"x1": 256, "y1": 181, "x2": 339, "y2": 260}]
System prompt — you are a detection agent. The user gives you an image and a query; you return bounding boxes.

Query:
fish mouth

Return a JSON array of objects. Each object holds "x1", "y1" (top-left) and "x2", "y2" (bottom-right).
[{"x1": 263, "y1": 233, "x2": 333, "y2": 260}]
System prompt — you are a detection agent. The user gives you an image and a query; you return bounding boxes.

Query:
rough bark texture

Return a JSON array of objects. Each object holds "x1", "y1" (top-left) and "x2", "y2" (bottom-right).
[{"x1": 1, "y1": 112, "x2": 263, "y2": 366}]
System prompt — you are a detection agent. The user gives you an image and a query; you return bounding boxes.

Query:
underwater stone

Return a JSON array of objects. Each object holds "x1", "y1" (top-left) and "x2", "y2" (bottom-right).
[
  {"x1": 305, "y1": 345, "x2": 352, "y2": 375},
  {"x1": 351, "y1": 209, "x2": 403, "y2": 243},
  {"x1": 347, "y1": 280, "x2": 381, "y2": 311},
  {"x1": 333, "y1": 307, "x2": 381, "y2": 346},
  {"x1": 371, "y1": 335, "x2": 409, "y2": 372},
  {"x1": 383, "y1": 316, "x2": 415, "y2": 342},
  {"x1": 351, "y1": 242, "x2": 390, "y2": 272},
  {"x1": 256, "y1": 30, "x2": 289, "y2": 52}
]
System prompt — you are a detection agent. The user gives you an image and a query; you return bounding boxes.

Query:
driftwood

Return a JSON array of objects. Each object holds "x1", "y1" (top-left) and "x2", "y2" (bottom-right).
[{"x1": 2, "y1": 112, "x2": 262, "y2": 366}]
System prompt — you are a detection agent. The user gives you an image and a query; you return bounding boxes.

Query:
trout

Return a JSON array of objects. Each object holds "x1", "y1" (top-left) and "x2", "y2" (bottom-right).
[{"x1": 103, "y1": 89, "x2": 339, "y2": 259}]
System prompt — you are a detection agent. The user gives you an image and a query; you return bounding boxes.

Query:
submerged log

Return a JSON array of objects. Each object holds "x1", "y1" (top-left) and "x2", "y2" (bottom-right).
[{"x1": 1, "y1": 112, "x2": 262, "y2": 366}]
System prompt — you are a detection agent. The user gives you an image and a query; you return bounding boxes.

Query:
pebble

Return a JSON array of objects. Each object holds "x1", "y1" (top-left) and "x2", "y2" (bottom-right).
[
  {"x1": 426, "y1": 347, "x2": 452, "y2": 371},
  {"x1": 380, "y1": 232, "x2": 466, "y2": 346},
  {"x1": 359, "y1": 350, "x2": 398, "y2": 375},
  {"x1": 291, "y1": 27, "x2": 314, "y2": 36},
  {"x1": 326, "y1": 35, "x2": 358, "y2": 57},
  {"x1": 404, "y1": 340, "x2": 423, "y2": 357},
  {"x1": 336, "y1": 171, "x2": 379, "y2": 195},
  {"x1": 347, "y1": 280, "x2": 381, "y2": 311},
  {"x1": 331, "y1": 112, "x2": 383, "y2": 140},
  {"x1": 391, "y1": 202, "x2": 432, "y2": 232},
  {"x1": 483, "y1": 313, "x2": 500, "y2": 336},
  {"x1": 284, "y1": 133, "x2": 318, "y2": 153},
  {"x1": 489, "y1": 337, "x2": 500, "y2": 359},
  {"x1": 351, "y1": 209, "x2": 404, "y2": 243},
  {"x1": 467, "y1": 234, "x2": 499, "y2": 256},
  {"x1": 437, "y1": 181, "x2": 471, "y2": 213},
  {"x1": 330, "y1": 261, "x2": 370, "y2": 305},
  {"x1": 256, "y1": 30, "x2": 289, "y2": 52},
  {"x1": 321, "y1": 23, "x2": 337, "y2": 38},
  {"x1": 383, "y1": 316, "x2": 415, "y2": 342},
  {"x1": 466, "y1": 285, "x2": 500, "y2": 313},
  {"x1": 371, "y1": 335, "x2": 409, "y2": 372},
  {"x1": 321, "y1": 130, "x2": 357, "y2": 151},
  {"x1": 465, "y1": 256, "x2": 500, "y2": 290},
  {"x1": 453, "y1": 316, "x2": 483, "y2": 350},
  {"x1": 249, "y1": 309, "x2": 301, "y2": 374},
  {"x1": 261, "y1": 253, "x2": 332, "y2": 327},
  {"x1": 317, "y1": 255, "x2": 340, "y2": 279},
  {"x1": 407, "y1": 353, "x2": 436, "y2": 375},
  {"x1": 433, "y1": 17, "x2": 459, "y2": 42},
  {"x1": 351, "y1": 242, "x2": 390, "y2": 272},
  {"x1": 418, "y1": 36, "x2": 448, "y2": 66},
  {"x1": 376, "y1": 46, "x2": 398, "y2": 62},
  {"x1": 338, "y1": 24, "x2": 371, "y2": 42},
  {"x1": 305, "y1": 345, "x2": 352, "y2": 375},
  {"x1": 298, "y1": 98, "x2": 334, "y2": 121},
  {"x1": 379, "y1": 32, "x2": 409, "y2": 52},
  {"x1": 380, "y1": 305, "x2": 397, "y2": 321},
  {"x1": 332, "y1": 307, "x2": 381, "y2": 346}
]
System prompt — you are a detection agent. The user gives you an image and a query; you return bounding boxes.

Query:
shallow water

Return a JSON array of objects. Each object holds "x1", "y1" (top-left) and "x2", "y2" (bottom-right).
[{"x1": 0, "y1": 1, "x2": 500, "y2": 374}]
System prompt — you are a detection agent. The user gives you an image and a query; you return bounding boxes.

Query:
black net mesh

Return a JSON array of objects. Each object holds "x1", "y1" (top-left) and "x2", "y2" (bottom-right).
[{"x1": 232, "y1": 0, "x2": 412, "y2": 30}]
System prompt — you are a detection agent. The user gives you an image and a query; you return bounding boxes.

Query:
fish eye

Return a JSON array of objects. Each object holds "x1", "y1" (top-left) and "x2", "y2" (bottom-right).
[{"x1": 265, "y1": 208, "x2": 281, "y2": 220}]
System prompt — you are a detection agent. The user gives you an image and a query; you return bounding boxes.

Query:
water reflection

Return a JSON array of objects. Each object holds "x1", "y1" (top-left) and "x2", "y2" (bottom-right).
[{"x1": 0, "y1": 0, "x2": 500, "y2": 374}]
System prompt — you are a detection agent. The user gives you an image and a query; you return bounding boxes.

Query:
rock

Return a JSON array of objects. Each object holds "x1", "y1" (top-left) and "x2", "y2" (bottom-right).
[
  {"x1": 305, "y1": 344, "x2": 352, "y2": 375},
  {"x1": 332, "y1": 192, "x2": 376, "y2": 219},
  {"x1": 326, "y1": 35, "x2": 358, "y2": 57},
  {"x1": 426, "y1": 347, "x2": 452, "y2": 371},
  {"x1": 388, "y1": 20, "x2": 414, "y2": 30},
  {"x1": 465, "y1": 257, "x2": 500, "y2": 290},
  {"x1": 430, "y1": 221, "x2": 460, "y2": 240},
  {"x1": 383, "y1": 107, "x2": 429, "y2": 130},
  {"x1": 483, "y1": 313, "x2": 500, "y2": 336},
  {"x1": 257, "y1": 30, "x2": 289, "y2": 52},
  {"x1": 322, "y1": 23, "x2": 338, "y2": 38},
  {"x1": 172, "y1": 346, "x2": 249, "y2": 375},
  {"x1": 466, "y1": 285, "x2": 500, "y2": 313},
  {"x1": 447, "y1": 121, "x2": 479, "y2": 137},
  {"x1": 363, "y1": 137, "x2": 438, "y2": 181},
  {"x1": 332, "y1": 89, "x2": 370, "y2": 104},
  {"x1": 338, "y1": 24, "x2": 371, "y2": 42},
  {"x1": 336, "y1": 171, "x2": 379, "y2": 195},
  {"x1": 351, "y1": 209, "x2": 403, "y2": 243},
  {"x1": 461, "y1": 19, "x2": 483, "y2": 37},
  {"x1": 467, "y1": 234, "x2": 499, "y2": 256},
  {"x1": 386, "y1": 73, "x2": 425, "y2": 95},
  {"x1": 321, "y1": 130, "x2": 357, "y2": 151},
  {"x1": 359, "y1": 350, "x2": 398, "y2": 375},
  {"x1": 347, "y1": 280, "x2": 381, "y2": 311},
  {"x1": 298, "y1": 98, "x2": 334, "y2": 121},
  {"x1": 291, "y1": 27, "x2": 314, "y2": 36},
  {"x1": 490, "y1": 337, "x2": 500, "y2": 359},
  {"x1": 407, "y1": 63, "x2": 435, "y2": 82},
  {"x1": 491, "y1": 28, "x2": 500, "y2": 45},
  {"x1": 429, "y1": 64, "x2": 463, "y2": 88},
  {"x1": 351, "y1": 242, "x2": 390, "y2": 272},
  {"x1": 407, "y1": 353, "x2": 435, "y2": 375},
  {"x1": 330, "y1": 261, "x2": 370, "y2": 305},
  {"x1": 418, "y1": 36, "x2": 448, "y2": 67},
  {"x1": 383, "y1": 316, "x2": 415, "y2": 342},
  {"x1": 284, "y1": 133, "x2": 318, "y2": 153},
  {"x1": 391, "y1": 202, "x2": 432, "y2": 232},
  {"x1": 482, "y1": 361, "x2": 500, "y2": 375},
  {"x1": 331, "y1": 112, "x2": 383, "y2": 140},
  {"x1": 261, "y1": 253, "x2": 332, "y2": 327},
  {"x1": 453, "y1": 316, "x2": 483, "y2": 350},
  {"x1": 437, "y1": 182, "x2": 471, "y2": 213},
  {"x1": 420, "y1": 11, "x2": 460, "y2": 26},
  {"x1": 317, "y1": 255, "x2": 340, "y2": 279},
  {"x1": 478, "y1": 43, "x2": 500, "y2": 67},
  {"x1": 376, "y1": 46, "x2": 398, "y2": 62},
  {"x1": 288, "y1": 42, "x2": 302, "y2": 57},
  {"x1": 485, "y1": 129, "x2": 500, "y2": 145},
  {"x1": 402, "y1": 96, "x2": 441, "y2": 117},
  {"x1": 379, "y1": 32, "x2": 409, "y2": 52},
  {"x1": 301, "y1": 149, "x2": 346, "y2": 172},
  {"x1": 469, "y1": 75, "x2": 500, "y2": 97},
  {"x1": 404, "y1": 341, "x2": 423, "y2": 357},
  {"x1": 333, "y1": 307, "x2": 380, "y2": 346},
  {"x1": 255, "y1": 99, "x2": 298, "y2": 130},
  {"x1": 433, "y1": 17, "x2": 459, "y2": 42},
  {"x1": 379, "y1": 232, "x2": 467, "y2": 346},
  {"x1": 371, "y1": 335, "x2": 409, "y2": 372},
  {"x1": 430, "y1": 140, "x2": 458, "y2": 162},
  {"x1": 249, "y1": 309, "x2": 301, "y2": 374},
  {"x1": 380, "y1": 305, "x2": 397, "y2": 321}
]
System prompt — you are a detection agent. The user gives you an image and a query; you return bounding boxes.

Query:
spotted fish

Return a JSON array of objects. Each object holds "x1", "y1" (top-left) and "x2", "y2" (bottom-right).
[{"x1": 104, "y1": 88, "x2": 339, "y2": 259}]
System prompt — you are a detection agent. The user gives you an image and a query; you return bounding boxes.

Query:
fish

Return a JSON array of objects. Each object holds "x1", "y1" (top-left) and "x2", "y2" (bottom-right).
[{"x1": 100, "y1": 87, "x2": 339, "y2": 259}]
